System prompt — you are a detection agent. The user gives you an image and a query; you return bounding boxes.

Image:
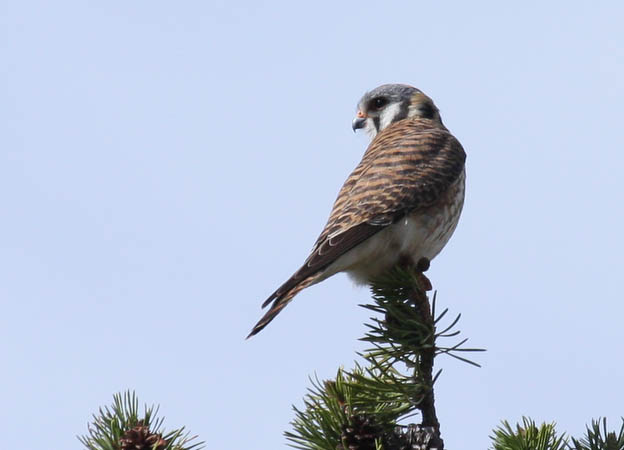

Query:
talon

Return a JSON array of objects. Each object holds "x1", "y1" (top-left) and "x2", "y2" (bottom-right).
[
  {"x1": 416, "y1": 257, "x2": 430, "y2": 272},
  {"x1": 417, "y1": 272, "x2": 433, "y2": 291}
]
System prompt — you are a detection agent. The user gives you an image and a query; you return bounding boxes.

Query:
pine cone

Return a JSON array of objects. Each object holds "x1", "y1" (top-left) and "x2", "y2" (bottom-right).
[
  {"x1": 119, "y1": 424, "x2": 168, "y2": 450},
  {"x1": 385, "y1": 424, "x2": 443, "y2": 450},
  {"x1": 338, "y1": 414, "x2": 381, "y2": 450}
]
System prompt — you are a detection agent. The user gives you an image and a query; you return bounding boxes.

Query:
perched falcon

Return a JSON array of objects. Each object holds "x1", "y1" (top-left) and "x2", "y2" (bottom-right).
[{"x1": 248, "y1": 84, "x2": 466, "y2": 338}]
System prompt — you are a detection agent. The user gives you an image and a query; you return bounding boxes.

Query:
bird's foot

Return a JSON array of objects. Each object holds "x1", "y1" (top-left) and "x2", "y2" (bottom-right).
[
  {"x1": 414, "y1": 257, "x2": 432, "y2": 291},
  {"x1": 416, "y1": 272, "x2": 432, "y2": 291},
  {"x1": 416, "y1": 257, "x2": 430, "y2": 273},
  {"x1": 398, "y1": 256, "x2": 432, "y2": 291}
]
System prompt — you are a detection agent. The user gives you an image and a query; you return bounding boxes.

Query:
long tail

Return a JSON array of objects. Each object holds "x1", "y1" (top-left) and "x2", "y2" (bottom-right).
[{"x1": 246, "y1": 274, "x2": 321, "y2": 338}]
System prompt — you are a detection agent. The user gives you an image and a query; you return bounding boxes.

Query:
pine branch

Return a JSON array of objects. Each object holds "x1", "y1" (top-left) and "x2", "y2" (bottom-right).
[
  {"x1": 78, "y1": 391, "x2": 203, "y2": 450},
  {"x1": 569, "y1": 418, "x2": 624, "y2": 450},
  {"x1": 490, "y1": 417, "x2": 624, "y2": 450},
  {"x1": 286, "y1": 264, "x2": 483, "y2": 450},
  {"x1": 490, "y1": 417, "x2": 568, "y2": 450},
  {"x1": 362, "y1": 265, "x2": 483, "y2": 448}
]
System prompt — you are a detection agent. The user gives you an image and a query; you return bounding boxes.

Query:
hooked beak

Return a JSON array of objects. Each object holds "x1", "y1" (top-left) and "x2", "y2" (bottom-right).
[{"x1": 352, "y1": 110, "x2": 367, "y2": 132}]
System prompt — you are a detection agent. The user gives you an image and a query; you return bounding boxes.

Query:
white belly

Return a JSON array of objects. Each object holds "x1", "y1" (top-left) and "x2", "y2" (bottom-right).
[{"x1": 322, "y1": 170, "x2": 465, "y2": 284}]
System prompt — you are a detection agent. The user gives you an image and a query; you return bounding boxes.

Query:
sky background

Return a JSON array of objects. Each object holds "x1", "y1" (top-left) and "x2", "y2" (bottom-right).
[{"x1": 3, "y1": 1, "x2": 624, "y2": 449}]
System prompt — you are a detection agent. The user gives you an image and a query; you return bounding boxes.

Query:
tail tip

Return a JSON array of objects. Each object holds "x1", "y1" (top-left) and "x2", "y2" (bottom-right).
[{"x1": 246, "y1": 322, "x2": 265, "y2": 339}]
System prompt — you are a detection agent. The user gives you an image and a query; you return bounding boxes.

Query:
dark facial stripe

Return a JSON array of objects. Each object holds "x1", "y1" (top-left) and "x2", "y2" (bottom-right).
[
  {"x1": 372, "y1": 116, "x2": 380, "y2": 133},
  {"x1": 396, "y1": 100, "x2": 410, "y2": 122}
]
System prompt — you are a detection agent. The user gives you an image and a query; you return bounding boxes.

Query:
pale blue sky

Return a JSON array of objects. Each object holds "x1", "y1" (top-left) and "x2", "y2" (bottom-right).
[{"x1": 3, "y1": 1, "x2": 623, "y2": 449}]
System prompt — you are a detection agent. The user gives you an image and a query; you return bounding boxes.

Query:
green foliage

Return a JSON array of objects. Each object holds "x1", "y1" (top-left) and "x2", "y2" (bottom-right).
[
  {"x1": 78, "y1": 391, "x2": 203, "y2": 450},
  {"x1": 362, "y1": 266, "x2": 483, "y2": 370},
  {"x1": 569, "y1": 418, "x2": 624, "y2": 450},
  {"x1": 285, "y1": 266, "x2": 482, "y2": 450},
  {"x1": 285, "y1": 368, "x2": 400, "y2": 450},
  {"x1": 490, "y1": 417, "x2": 567, "y2": 450},
  {"x1": 491, "y1": 417, "x2": 624, "y2": 450},
  {"x1": 282, "y1": 265, "x2": 619, "y2": 450}
]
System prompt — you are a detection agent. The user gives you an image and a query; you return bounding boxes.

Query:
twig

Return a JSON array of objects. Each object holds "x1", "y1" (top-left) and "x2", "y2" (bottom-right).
[{"x1": 408, "y1": 260, "x2": 444, "y2": 450}]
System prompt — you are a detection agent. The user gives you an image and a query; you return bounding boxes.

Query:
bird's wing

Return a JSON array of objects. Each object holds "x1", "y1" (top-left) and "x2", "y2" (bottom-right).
[{"x1": 247, "y1": 119, "x2": 465, "y2": 337}]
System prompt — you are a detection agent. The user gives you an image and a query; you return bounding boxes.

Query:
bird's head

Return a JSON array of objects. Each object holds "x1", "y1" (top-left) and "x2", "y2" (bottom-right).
[{"x1": 352, "y1": 84, "x2": 443, "y2": 138}]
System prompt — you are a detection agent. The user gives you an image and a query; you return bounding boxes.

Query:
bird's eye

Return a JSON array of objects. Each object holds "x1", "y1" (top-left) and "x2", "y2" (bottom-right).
[{"x1": 371, "y1": 97, "x2": 388, "y2": 110}]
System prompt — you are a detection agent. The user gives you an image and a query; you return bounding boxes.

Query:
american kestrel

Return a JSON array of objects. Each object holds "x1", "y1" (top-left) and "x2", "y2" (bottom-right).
[{"x1": 248, "y1": 84, "x2": 466, "y2": 338}]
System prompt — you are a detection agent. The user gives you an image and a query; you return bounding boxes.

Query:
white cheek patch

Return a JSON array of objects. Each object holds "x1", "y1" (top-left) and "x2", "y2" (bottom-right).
[
  {"x1": 364, "y1": 118, "x2": 378, "y2": 138},
  {"x1": 379, "y1": 102, "x2": 402, "y2": 131}
]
